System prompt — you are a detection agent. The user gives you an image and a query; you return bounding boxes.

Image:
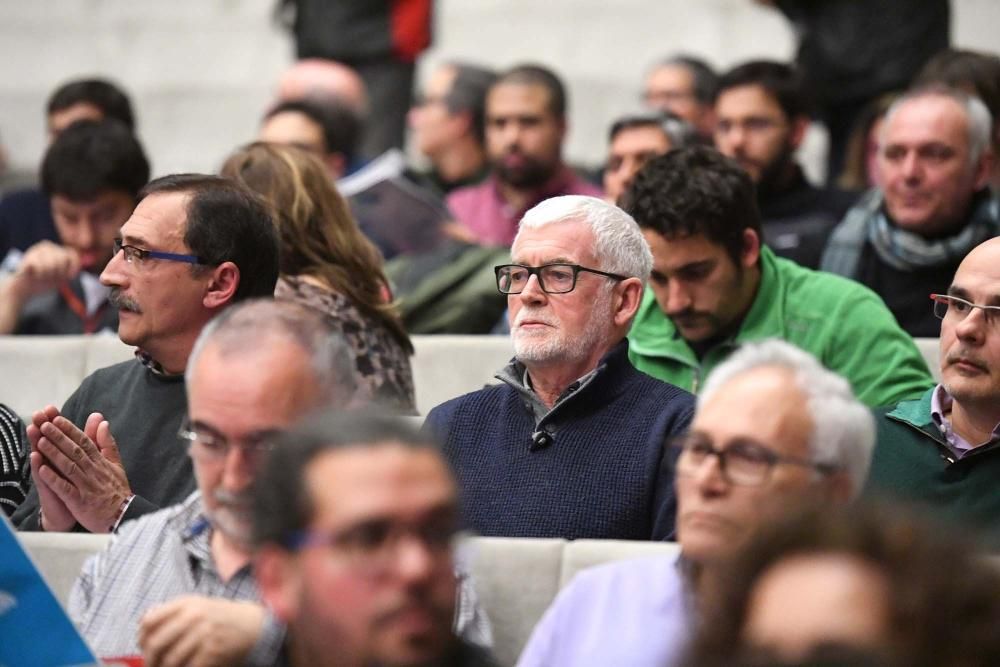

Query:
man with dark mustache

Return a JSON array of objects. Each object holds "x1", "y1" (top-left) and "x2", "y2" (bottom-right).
[
  {"x1": 624, "y1": 147, "x2": 932, "y2": 408},
  {"x1": 866, "y1": 237, "x2": 1000, "y2": 539},
  {"x1": 12, "y1": 175, "x2": 279, "y2": 533}
]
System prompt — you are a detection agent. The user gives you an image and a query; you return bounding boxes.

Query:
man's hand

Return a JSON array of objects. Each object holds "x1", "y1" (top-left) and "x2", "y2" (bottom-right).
[
  {"x1": 32, "y1": 410, "x2": 133, "y2": 533},
  {"x1": 139, "y1": 596, "x2": 266, "y2": 667},
  {"x1": 27, "y1": 406, "x2": 76, "y2": 531},
  {"x1": 6, "y1": 240, "x2": 81, "y2": 301}
]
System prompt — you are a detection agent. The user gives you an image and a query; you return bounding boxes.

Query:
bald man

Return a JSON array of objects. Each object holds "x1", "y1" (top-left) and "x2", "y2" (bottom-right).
[{"x1": 866, "y1": 237, "x2": 1000, "y2": 542}]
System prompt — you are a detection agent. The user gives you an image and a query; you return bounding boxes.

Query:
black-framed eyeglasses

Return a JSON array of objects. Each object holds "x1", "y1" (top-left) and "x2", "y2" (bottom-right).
[
  {"x1": 113, "y1": 238, "x2": 206, "y2": 266},
  {"x1": 283, "y1": 516, "x2": 459, "y2": 576},
  {"x1": 494, "y1": 263, "x2": 629, "y2": 295},
  {"x1": 177, "y1": 418, "x2": 277, "y2": 466},
  {"x1": 930, "y1": 293, "x2": 1000, "y2": 328},
  {"x1": 670, "y1": 432, "x2": 840, "y2": 486}
]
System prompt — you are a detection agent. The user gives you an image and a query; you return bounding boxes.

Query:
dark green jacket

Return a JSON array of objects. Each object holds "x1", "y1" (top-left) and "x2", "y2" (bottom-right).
[{"x1": 865, "y1": 387, "x2": 1000, "y2": 541}]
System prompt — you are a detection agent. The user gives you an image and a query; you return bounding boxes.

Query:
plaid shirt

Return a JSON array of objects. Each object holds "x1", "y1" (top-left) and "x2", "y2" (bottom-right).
[
  {"x1": 68, "y1": 492, "x2": 282, "y2": 663},
  {"x1": 69, "y1": 492, "x2": 493, "y2": 664}
]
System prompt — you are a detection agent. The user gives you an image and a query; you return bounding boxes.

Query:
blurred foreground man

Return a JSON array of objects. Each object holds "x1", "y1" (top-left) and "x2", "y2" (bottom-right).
[{"x1": 254, "y1": 413, "x2": 497, "y2": 667}]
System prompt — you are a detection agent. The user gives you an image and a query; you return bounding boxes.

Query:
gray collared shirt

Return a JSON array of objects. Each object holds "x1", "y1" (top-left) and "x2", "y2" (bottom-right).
[{"x1": 930, "y1": 383, "x2": 1000, "y2": 459}]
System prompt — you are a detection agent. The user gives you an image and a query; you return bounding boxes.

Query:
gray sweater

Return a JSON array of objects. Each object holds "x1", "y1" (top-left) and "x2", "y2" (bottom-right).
[{"x1": 12, "y1": 358, "x2": 193, "y2": 531}]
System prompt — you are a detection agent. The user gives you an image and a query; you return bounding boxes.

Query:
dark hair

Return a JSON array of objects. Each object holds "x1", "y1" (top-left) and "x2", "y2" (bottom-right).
[
  {"x1": 621, "y1": 146, "x2": 761, "y2": 264},
  {"x1": 139, "y1": 174, "x2": 280, "y2": 302},
  {"x1": 263, "y1": 98, "x2": 362, "y2": 164},
  {"x1": 657, "y1": 55, "x2": 719, "y2": 105},
  {"x1": 46, "y1": 78, "x2": 135, "y2": 131},
  {"x1": 494, "y1": 64, "x2": 567, "y2": 118},
  {"x1": 687, "y1": 503, "x2": 1000, "y2": 667},
  {"x1": 252, "y1": 412, "x2": 443, "y2": 548},
  {"x1": 716, "y1": 60, "x2": 812, "y2": 120},
  {"x1": 41, "y1": 119, "x2": 149, "y2": 200},
  {"x1": 608, "y1": 110, "x2": 697, "y2": 149},
  {"x1": 444, "y1": 63, "x2": 498, "y2": 145}
]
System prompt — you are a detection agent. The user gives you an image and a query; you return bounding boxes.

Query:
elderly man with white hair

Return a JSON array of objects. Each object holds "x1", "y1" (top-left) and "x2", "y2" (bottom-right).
[
  {"x1": 516, "y1": 338, "x2": 876, "y2": 667},
  {"x1": 424, "y1": 195, "x2": 695, "y2": 541}
]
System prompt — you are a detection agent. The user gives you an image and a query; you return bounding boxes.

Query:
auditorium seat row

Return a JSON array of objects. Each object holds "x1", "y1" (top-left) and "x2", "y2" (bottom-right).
[{"x1": 0, "y1": 335, "x2": 941, "y2": 420}]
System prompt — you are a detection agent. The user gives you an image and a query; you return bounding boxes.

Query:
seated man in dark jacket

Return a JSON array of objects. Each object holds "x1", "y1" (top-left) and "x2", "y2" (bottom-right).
[
  {"x1": 424, "y1": 195, "x2": 694, "y2": 541},
  {"x1": 865, "y1": 237, "x2": 1000, "y2": 541},
  {"x1": 715, "y1": 61, "x2": 855, "y2": 269}
]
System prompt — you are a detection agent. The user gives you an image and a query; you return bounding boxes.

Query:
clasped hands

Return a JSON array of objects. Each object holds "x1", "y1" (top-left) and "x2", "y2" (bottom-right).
[{"x1": 27, "y1": 405, "x2": 133, "y2": 533}]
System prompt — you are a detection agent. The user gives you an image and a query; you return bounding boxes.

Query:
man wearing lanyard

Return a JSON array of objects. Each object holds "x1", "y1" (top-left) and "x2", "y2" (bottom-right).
[{"x1": 0, "y1": 119, "x2": 148, "y2": 335}]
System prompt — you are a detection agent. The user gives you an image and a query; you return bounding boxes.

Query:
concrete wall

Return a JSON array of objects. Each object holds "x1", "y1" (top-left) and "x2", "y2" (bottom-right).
[{"x1": 0, "y1": 0, "x2": 994, "y2": 181}]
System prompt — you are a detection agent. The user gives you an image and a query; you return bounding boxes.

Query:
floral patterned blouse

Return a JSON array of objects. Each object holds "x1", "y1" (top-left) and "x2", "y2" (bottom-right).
[{"x1": 275, "y1": 275, "x2": 416, "y2": 413}]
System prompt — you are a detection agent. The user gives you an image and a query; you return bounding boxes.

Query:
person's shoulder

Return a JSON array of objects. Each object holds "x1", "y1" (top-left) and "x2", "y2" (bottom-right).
[
  {"x1": 774, "y1": 252, "x2": 885, "y2": 305},
  {"x1": 566, "y1": 554, "x2": 683, "y2": 604},
  {"x1": 446, "y1": 181, "x2": 492, "y2": 209},
  {"x1": 429, "y1": 384, "x2": 512, "y2": 418},
  {"x1": 81, "y1": 357, "x2": 141, "y2": 385},
  {"x1": 0, "y1": 186, "x2": 47, "y2": 212}
]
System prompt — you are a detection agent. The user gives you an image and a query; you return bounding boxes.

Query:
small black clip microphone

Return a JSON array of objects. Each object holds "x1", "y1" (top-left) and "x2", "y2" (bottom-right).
[{"x1": 530, "y1": 430, "x2": 553, "y2": 451}]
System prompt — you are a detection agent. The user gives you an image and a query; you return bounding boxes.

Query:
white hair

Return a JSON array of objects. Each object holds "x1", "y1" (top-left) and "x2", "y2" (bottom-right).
[
  {"x1": 700, "y1": 339, "x2": 875, "y2": 500},
  {"x1": 882, "y1": 85, "x2": 994, "y2": 167},
  {"x1": 517, "y1": 195, "x2": 653, "y2": 287}
]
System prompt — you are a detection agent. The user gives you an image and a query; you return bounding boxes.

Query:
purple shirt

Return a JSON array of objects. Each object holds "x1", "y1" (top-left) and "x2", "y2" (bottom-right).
[
  {"x1": 516, "y1": 554, "x2": 692, "y2": 667},
  {"x1": 930, "y1": 383, "x2": 1000, "y2": 459},
  {"x1": 446, "y1": 167, "x2": 603, "y2": 246}
]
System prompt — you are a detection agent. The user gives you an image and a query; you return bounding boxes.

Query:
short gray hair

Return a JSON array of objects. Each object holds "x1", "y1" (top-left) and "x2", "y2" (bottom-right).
[
  {"x1": 186, "y1": 298, "x2": 357, "y2": 407},
  {"x1": 700, "y1": 339, "x2": 875, "y2": 500},
  {"x1": 882, "y1": 85, "x2": 994, "y2": 167},
  {"x1": 517, "y1": 195, "x2": 653, "y2": 287}
]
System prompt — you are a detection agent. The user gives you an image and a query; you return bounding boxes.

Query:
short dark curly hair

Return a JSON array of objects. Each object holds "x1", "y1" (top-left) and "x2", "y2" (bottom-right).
[{"x1": 620, "y1": 146, "x2": 761, "y2": 265}]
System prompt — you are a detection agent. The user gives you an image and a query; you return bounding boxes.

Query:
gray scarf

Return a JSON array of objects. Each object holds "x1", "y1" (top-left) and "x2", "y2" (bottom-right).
[{"x1": 821, "y1": 189, "x2": 1000, "y2": 276}]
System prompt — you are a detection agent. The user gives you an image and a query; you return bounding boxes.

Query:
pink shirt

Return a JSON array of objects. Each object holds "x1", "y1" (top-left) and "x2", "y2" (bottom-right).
[{"x1": 446, "y1": 167, "x2": 603, "y2": 246}]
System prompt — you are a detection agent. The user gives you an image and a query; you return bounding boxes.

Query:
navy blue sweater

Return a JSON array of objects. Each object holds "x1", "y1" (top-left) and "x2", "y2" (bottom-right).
[{"x1": 425, "y1": 342, "x2": 694, "y2": 540}]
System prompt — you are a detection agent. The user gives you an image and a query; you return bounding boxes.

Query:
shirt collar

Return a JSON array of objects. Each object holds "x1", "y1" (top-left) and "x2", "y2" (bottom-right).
[{"x1": 930, "y1": 383, "x2": 1000, "y2": 456}]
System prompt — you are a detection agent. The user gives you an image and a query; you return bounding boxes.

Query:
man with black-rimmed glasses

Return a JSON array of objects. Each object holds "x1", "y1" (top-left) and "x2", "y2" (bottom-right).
[
  {"x1": 518, "y1": 339, "x2": 873, "y2": 667},
  {"x1": 866, "y1": 237, "x2": 1000, "y2": 541},
  {"x1": 12, "y1": 175, "x2": 279, "y2": 534},
  {"x1": 424, "y1": 194, "x2": 694, "y2": 541}
]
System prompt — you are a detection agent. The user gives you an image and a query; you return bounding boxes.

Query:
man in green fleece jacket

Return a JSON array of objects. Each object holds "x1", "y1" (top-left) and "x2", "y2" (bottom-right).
[
  {"x1": 622, "y1": 147, "x2": 932, "y2": 407},
  {"x1": 865, "y1": 237, "x2": 1000, "y2": 537}
]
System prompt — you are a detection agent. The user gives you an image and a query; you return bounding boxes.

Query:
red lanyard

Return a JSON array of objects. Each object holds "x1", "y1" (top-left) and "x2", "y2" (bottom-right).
[{"x1": 58, "y1": 281, "x2": 109, "y2": 334}]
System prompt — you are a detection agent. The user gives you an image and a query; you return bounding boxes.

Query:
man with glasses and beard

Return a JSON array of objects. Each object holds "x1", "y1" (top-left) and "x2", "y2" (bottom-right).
[
  {"x1": 714, "y1": 60, "x2": 855, "y2": 269},
  {"x1": 424, "y1": 195, "x2": 694, "y2": 540},
  {"x1": 866, "y1": 237, "x2": 1000, "y2": 541},
  {"x1": 517, "y1": 339, "x2": 874, "y2": 667},
  {"x1": 12, "y1": 175, "x2": 279, "y2": 533},
  {"x1": 446, "y1": 65, "x2": 602, "y2": 247}
]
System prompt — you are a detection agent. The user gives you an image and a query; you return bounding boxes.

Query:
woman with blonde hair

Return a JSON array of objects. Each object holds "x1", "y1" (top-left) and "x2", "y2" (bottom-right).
[{"x1": 221, "y1": 142, "x2": 415, "y2": 412}]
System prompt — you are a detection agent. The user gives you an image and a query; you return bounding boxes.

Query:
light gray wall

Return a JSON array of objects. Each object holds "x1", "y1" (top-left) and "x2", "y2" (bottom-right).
[{"x1": 0, "y1": 0, "x2": 994, "y2": 181}]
